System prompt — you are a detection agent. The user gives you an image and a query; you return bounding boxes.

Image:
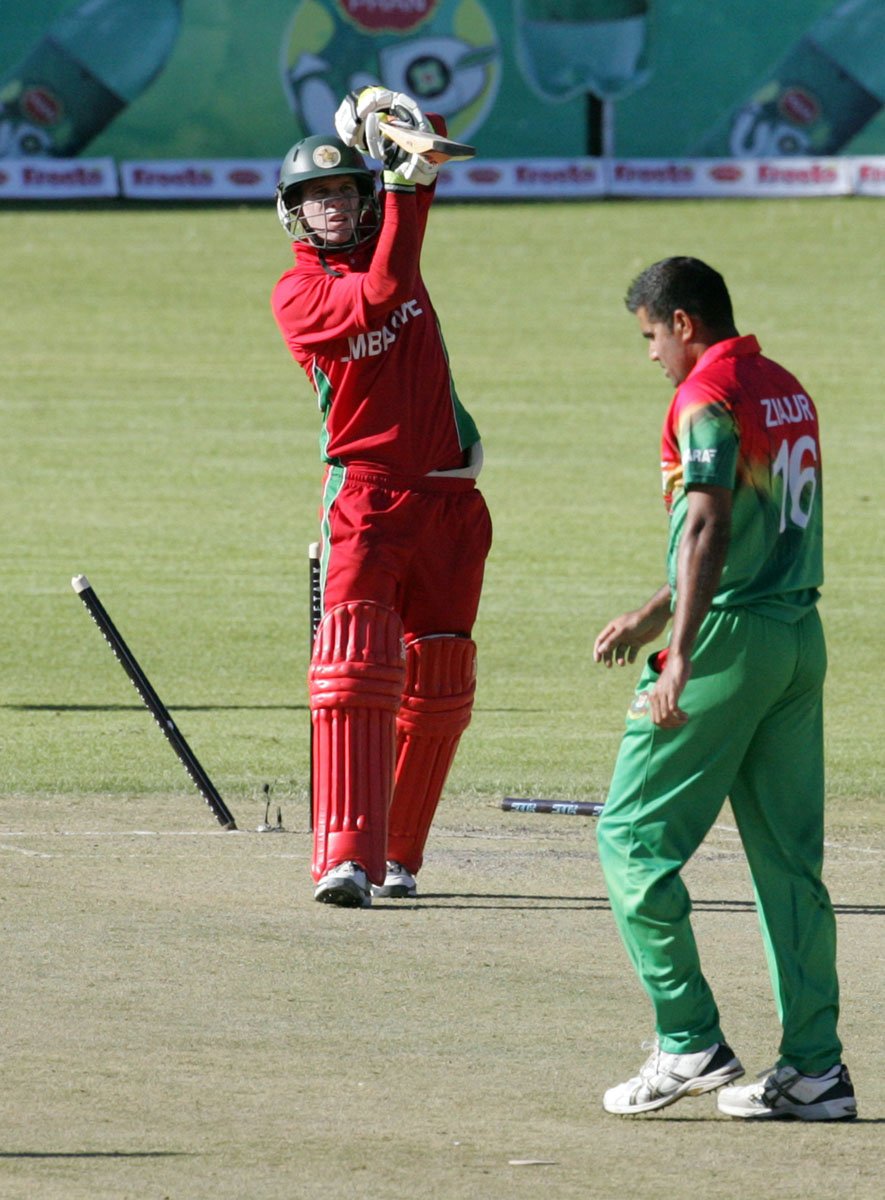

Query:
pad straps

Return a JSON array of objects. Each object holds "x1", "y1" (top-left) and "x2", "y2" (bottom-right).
[
  {"x1": 310, "y1": 601, "x2": 405, "y2": 884},
  {"x1": 387, "y1": 635, "x2": 476, "y2": 875}
]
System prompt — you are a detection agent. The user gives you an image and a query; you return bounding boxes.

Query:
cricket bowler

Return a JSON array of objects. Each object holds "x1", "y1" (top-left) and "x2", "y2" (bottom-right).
[{"x1": 593, "y1": 257, "x2": 856, "y2": 1122}]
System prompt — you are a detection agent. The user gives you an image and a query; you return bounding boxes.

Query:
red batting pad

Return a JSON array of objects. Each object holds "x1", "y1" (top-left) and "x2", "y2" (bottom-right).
[
  {"x1": 387, "y1": 635, "x2": 476, "y2": 875},
  {"x1": 309, "y1": 602, "x2": 406, "y2": 884}
]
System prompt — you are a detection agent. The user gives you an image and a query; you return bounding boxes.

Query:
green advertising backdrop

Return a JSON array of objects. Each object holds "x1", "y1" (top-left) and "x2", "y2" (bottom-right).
[{"x1": 1, "y1": 0, "x2": 883, "y2": 160}]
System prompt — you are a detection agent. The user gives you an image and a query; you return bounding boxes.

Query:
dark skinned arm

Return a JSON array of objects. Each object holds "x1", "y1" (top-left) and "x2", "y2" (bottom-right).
[{"x1": 593, "y1": 584, "x2": 672, "y2": 667}]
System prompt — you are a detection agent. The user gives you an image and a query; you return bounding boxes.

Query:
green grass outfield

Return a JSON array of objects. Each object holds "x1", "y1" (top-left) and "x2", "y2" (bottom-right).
[{"x1": 1, "y1": 198, "x2": 882, "y2": 1198}]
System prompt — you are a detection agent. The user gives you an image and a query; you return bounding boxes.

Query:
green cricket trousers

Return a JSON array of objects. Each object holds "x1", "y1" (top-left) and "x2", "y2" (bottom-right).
[{"x1": 596, "y1": 605, "x2": 842, "y2": 1074}]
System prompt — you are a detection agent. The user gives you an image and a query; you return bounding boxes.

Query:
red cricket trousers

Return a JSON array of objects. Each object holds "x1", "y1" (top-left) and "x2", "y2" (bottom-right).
[{"x1": 317, "y1": 463, "x2": 492, "y2": 639}]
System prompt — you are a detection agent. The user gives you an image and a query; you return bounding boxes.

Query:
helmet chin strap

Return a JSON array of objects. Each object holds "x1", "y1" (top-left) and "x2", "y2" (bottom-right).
[{"x1": 318, "y1": 250, "x2": 344, "y2": 278}]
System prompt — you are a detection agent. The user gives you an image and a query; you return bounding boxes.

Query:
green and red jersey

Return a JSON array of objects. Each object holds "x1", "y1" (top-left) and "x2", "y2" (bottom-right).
[
  {"x1": 271, "y1": 184, "x2": 479, "y2": 476},
  {"x1": 662, "y1": 335, "x2": 823, "y2": 621}
]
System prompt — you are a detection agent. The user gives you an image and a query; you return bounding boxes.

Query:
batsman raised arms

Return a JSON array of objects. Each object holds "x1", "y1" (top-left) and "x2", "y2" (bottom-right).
[{"x1": 271, "y1": 88, "x2": 492, "y2": 909}]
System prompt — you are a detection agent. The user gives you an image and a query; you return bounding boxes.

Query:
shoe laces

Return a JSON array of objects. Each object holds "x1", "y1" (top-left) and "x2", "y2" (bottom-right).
[
  {"x1": 638, "y1": 1039, "x2": 662, "y2": 1079},
  {"x1": 747, "y1": 1065, "x2": 778, "y2": 1090},
  {"x1": 754, "y1": 1065, "x2": 797, "y2": 1103},
  {"x1": 330, "y1": 861, "x2": 364, "y2": 879}
]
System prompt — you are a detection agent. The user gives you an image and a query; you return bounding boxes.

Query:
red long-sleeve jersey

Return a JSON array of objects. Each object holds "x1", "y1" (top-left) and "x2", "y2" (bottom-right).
[{"x1": 271, "y1": 184, "x2": 480, "y2": 476}]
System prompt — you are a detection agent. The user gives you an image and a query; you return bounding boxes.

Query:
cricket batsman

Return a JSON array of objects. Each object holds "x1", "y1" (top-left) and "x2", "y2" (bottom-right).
[{"x1": 271, "y1": 88, "x2": 492, "y2": 908}]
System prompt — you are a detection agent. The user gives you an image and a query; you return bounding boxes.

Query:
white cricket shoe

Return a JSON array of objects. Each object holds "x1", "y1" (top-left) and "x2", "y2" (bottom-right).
[
  {"x1": 371, "y1": 860, "x2": 417, "y2": 899},
  {"x1": 314, "y1": 861, "x2": 371, "y2": 908},
  {"x1": 718, "y1": 1063, "x2": 857, "y2": 1121},
  {"x1": 603, "y1": 1040, "x2": 744, "y2": 1115}
]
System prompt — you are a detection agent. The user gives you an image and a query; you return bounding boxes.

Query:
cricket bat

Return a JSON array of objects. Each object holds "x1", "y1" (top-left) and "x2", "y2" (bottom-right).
[{"x1": 379, "y1": 118, "x2": 476, "y2": 164}]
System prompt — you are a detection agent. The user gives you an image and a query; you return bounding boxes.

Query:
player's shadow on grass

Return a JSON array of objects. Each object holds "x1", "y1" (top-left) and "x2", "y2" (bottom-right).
[
  {"x1": 403, "y1": 895, "x2": 885, "y2": 914},
  {"x1": 5, "y1": 703, "x2": 304, "y2": 712},
  {"x1": 379, "y1": 895, "x2": 615, "y2": 910},
  {"x1": 649, "y1": 1115, "x2": 885, "y2": 1124},
  {"x1": 386, "y1": 894, "x2": 760, "y2": 911},
  {"x1": 0, "y1": 1150, "x2": 191, "y2": 1158}
]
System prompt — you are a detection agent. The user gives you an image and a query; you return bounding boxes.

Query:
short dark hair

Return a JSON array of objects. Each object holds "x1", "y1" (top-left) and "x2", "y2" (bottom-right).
[{"x1": 625, "y1": 257, "x2": 735, "y2": 331}]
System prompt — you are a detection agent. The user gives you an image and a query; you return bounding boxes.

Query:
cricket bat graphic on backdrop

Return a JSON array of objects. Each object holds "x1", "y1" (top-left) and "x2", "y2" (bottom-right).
[{"x1": 379, "y1": 118, "x2": 476, "y2": 163}]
